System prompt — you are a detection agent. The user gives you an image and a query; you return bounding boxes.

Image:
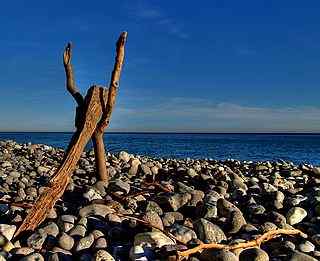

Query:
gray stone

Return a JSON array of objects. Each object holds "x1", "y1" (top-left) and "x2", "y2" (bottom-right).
[
  {"x1": 93, "y1": 238, "x2": 108, "y2": 250},
  {"x1": 169, "y1": 224, "x2": 197, "y2": 244},
  {"x1": 134, "y1": 232, "x2": 175, "y2": 249},
  {"x1": 167, "y1": 193, "x2": 192, "y2": 211},
  {"x1": 0, "y1": 224, "x2": 16, "y2": 240},
  {"x1": 298, "y1": 241, "x2": 315, "y2": 253},
  {"x1": 42, "y1": 222, "x2": 59, "y2": 237},
  {"x1": 69, "y1": 224, "x2": 87, "y2": 237},
  {"x1": 145, "y1": 201, "x2": 163, "y2": 216},
  {"x1": 200, "y1": 249, "x2": 238, "y2": 261},
  {"x1": 119, "y1": 151, "x2": 130, "y2": 162},
  {"x1": 239, "y1": 248, "x2": 269, "y2": 261},
  {"x1": 79, "y1": 204, "x2": 114, "y2": 218},
  {"x1": 11, "y1": 247, "x2": 34, "y2": 256},
  {"x1": 109, "y1": 180, "x2": 130, "y2": 194},
  {"x1": 193, "y1": 218, "x2": 226, "y2": 243},
  {"x1": 128, "y1": 159, "x2": 141, "y2": 176},
  {"x1": 287, "y1": 207, "x2": 307, "y2": 225},
  {"x1": 187, "y1": 168, "x2": 198, "y2": 178},
  {"x1": 289, "y1": 251, "x2": 317, "y2": 261},
  {"x1": 58, "y1": 233, "x2": 74, "y2": 251},
  {"x1": 75, "y1": 233, "x2": 95, "y2": 251},
  {"x1": 83, "y1": 188, "x2": 103, "y2": 201},
  {"x1": 94, "y1": 250, "x2": 115, "y2": 261},
  {"x1": 27, "y1": 229, "x2": 47, "y2": 250},
  {"x1": 20, "y1": 253, "x2": 44, "y2": 261},
  {"x1": 142, "y1": 211, "x2": 163, "y2": 230}
]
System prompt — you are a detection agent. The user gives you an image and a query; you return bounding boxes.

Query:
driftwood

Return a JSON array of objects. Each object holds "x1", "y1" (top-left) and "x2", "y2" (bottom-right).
[
  {"x1": 14, "y1": 32, "x2": 127, "y2": 238},
  {"x1": 177, "y1": 228, "x2": 307, "y2": 260}
]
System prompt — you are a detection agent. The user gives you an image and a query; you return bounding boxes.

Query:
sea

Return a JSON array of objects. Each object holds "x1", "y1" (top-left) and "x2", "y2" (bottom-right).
[{"x1": 0, "y1": 132, "x2": 320, "y2": 165}]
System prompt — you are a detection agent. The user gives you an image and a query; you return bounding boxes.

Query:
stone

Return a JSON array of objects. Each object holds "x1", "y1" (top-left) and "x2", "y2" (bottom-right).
[
  {"x1": 228, "y1": 210, "x2": 246, "y2": 233},
  {"x1": 141, "y1": 164, "x2": 152, "y2": 175},
  {"x1": 287, "y1": 207, "x2": 307, "y2": 225},
  {"x1": 0, "y1": 224, "x2": 16, "y2": 240},
  {"x1": 145, "y1": 201, "x2": 163, "y2": 216},
  {"x1": 119, "y1": 151, "x2": 130, "y2": 162},
  {"x1": 167, "y1": 193, "x2": 192, "y2": 211},
  {"x1": 200, "y1": 249, "x2": 238, "y2": 261},
  {"x1": 37, "y1": 166, "x2": 50, "y2": 174},
  {"x1": 9, "y1": 171, "x2": 20, "y2": 178},
  {"x1": 69, "y1": 224, "x2": 87, "y2": 237},
  {"x1": 142, "y1": 211, "x2": 163, "y2": 230},
  {"x1": 169, "y1": 224, "x2": 197, "y2": 244},
  {"x1": 162, "y1": 212, "x2": 184, "y2": 227},
  {"x1": 20, "y1": 253, "x2": 44, "y2": 261},
  {"x1": 94, "y1": 250, "x2": 115, "y2": 261},
  {"x1": 289, "y1": 251, "x2": 317, "y2": 261},
  {"x1": 312, "y1": 167, "x2": 320, "y2": 177},
  {"x1": 134, "y1": 232, "x2": 175, "y2": 249},
  {"x1": 129, "y1": 245, "x2": 149, "y2": 261},
  {"x1": 79, "y1": 204, "x2": 114, "y2": 218},
  {"x1": 187, "y1": 168, "x2": 198, "y2": 178},
  {"x1": 42, "y1": 222, "x2": 59, "y2": 237},
  {"x1": 298, "y1": 241, "x2": 315, "y2": 253},
  {"x1": 93, "y1": 238, "x2": 108, "y2": 250},
  {"x1": 1, "y1": 161, "x2": 12, "y2": 168},
  {"x1": 239, "y1": 248, "x2": 269, "y2": 261},
  {"x1": 75, "y1": 233, "x2": 95, "y2": 251},
  {"x1": 128, "y1": 159, "x2": 141, "y2": 176},
  {"x1": 109, "y1": 180, "x2": 130, "y2": 194},
  {"x1": 193, "y1": 218, "x2": 226, "y2": 243},
  {"x1": 11, "y1": 247, "x2": 34, "y2": 256},
  {"x1": 27, "y1": 229, "x2": 47, "y2": 250},
  {"x1": 83, "y1": 188, "x2": 103, "y2": 201},
  {"x1": 58, "y1": 233, "x2": 74, "y2": 251}
]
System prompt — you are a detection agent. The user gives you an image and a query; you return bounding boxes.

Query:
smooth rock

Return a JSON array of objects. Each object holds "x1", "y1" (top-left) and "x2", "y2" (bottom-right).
[
  {"x1": 134, "y1": 232, "x2": 175, "y2": 249},
  {"x1": 200, "y1": 249, "x2": 238, "y2": 261},
  {"x1": 94, "y1": 250, "x2": 115, "y2": 261},
  {"x1": 27, "y1": 229, "x2": 47, "y2": 250},
  {"x1": 193, "y1": 218, "x2": 226, "y2": 243},
  {"x1": 0, "y1": 224, "x2": 16, "y2": 240},
  {"x1": 239, "y1": 248, "x2": 269, "y2": 261},
  {"x1": 287, "y1": 207, "x2": 307, "y2": 225},
  {"x1": 58, "y1": 233, "x2": 74, "y2": 251},
  {"x1": 75, "y1": 233, "x2": 95, "y2": 251}
]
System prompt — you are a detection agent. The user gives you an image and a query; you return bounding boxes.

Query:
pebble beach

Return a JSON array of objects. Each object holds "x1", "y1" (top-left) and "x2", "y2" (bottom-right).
[{"x1": 0, "y1": 139, "x2": 320, "y2": 260}]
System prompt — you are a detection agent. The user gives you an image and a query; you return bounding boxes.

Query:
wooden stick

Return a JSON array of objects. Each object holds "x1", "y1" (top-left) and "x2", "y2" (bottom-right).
[
  {"x1": 177, "y1": 228, "x2": 307, "y2": 260},
  {"x1": 93, "y1": 32, "x2": 128, "y2": 182},
  {"x1": 14, "y1": 86, "x2": 105, "y2": 238},
  {"x1": 96, "y1": 31, "x2": 127, "y2": 133},
  {"x1": 63, "y1": 43, "x2": 84, "y2": 107}
]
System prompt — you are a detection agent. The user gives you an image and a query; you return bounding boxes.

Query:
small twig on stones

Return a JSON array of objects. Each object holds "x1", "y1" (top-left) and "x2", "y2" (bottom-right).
[{"x1": 177, "y1": 228, "x2": 307, "y2": 260}]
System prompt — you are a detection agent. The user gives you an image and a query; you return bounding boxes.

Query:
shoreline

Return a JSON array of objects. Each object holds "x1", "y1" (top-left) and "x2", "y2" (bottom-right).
[{"x1": 0, "y1": 140, "x2": 320, "y2": 260}]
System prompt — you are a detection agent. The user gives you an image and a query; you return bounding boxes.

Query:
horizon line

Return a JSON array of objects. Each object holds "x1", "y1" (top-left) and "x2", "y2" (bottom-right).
[{"x1": 1, "y1": 131, "x2": 320, "y2": 135}]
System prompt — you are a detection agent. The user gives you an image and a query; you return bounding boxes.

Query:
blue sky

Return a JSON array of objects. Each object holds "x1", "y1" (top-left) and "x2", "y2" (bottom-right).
[{"x1": 0, "y1": 0, "x2": 320, "y2": 132}]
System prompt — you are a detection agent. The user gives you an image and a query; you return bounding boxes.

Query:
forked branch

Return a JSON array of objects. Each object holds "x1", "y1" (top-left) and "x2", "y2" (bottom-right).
[
  {"x1": 63, "y1": 42, "x2": 84, "y2": 106},
  {"x1": 97, "y1": 31, "x2": 127, "y2": 133},
  {"x1": 177, "y1": 228, "x2": 307, "y2": 260}
]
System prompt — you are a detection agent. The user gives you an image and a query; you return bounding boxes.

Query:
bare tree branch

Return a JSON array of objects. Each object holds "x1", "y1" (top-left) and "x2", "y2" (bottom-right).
[
  {"x1": 63, "y1": 42, "x2": 84, "y2": 106},
  {"x1": 96, "y1": 31, "x2": 127, "y2": 133},
  {"x1": 177, "y1": 228, "x2": 307, "y2": 260}
]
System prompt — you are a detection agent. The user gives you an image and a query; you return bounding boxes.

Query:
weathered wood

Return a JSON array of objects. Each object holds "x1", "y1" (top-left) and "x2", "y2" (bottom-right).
[
  {"x1": 97, "y1": 31, "x2": 127, "y2": 133},
  {"x1": 15, "y1": 32, "x2": 128, "y2": 237},
  {"x1": 63, "y1": 42, "x2": 84, "y2": 107},
  {"x1": 14, "y1": 86, "x2": 105, "y2": 238},
  {"x1": 93, "y1": 31, "x2": 127, "y2": 181}
]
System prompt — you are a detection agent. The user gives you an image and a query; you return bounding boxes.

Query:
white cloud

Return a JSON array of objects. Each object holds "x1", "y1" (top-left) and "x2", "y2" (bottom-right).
[
  {"x1": 111, "y1": 97, "x2": 320, "y2": 132},
  {"x1": 127, "y1": 2, "x2": 189, "y2": 39}
]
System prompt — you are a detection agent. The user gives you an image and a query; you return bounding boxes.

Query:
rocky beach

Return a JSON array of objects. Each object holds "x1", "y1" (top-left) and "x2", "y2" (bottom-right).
[{"x1": 0, "y1": 139, "x2": 320, "y2": 260}]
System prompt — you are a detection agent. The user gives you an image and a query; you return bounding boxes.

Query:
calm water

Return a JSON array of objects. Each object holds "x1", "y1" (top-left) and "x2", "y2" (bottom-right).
[{"x1": 0, "y1": 132, "x2": 320, "y2": 165}]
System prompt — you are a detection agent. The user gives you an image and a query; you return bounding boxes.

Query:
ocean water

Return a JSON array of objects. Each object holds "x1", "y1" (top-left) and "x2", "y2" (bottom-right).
[{"x1": 0, "y1": 132, "x2": 320, "y2": 165}]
